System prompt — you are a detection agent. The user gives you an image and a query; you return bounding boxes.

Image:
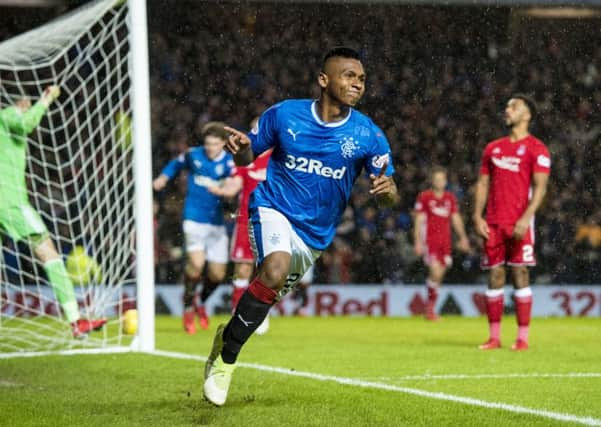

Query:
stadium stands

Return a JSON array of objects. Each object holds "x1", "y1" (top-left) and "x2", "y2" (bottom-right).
[
  {"x1": 147, "y1": 4, "x2": 600, "y2": 284},
  {"x1": 2, "y1": 3, "x2": 599, "y2": 284}
]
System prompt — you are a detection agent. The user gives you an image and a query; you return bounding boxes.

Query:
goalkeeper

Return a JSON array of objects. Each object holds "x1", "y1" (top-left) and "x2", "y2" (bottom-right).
[{"x1": 0, "y1": 86, "x2": 106, "y2": 338}]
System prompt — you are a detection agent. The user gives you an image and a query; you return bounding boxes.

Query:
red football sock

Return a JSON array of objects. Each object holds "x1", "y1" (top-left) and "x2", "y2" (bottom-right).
[
  {"x1": 514, "y1": 287, "x2": 533, "y2": 342},
  {"x1": 231, "y1": 279, "x2": 249, "y2": 311},
  {"x1": 247, "y1": 277, "x2": 278, "y2": 304},
  {"x1": 231, "y1": 287, "x2": 247, "y2": 311},
  {"x1": 426, "y1": 280, "x2": 439, "y2": 314},
  {"x1": 485, "y1": 289, "x2": 504, "y2": 340}
]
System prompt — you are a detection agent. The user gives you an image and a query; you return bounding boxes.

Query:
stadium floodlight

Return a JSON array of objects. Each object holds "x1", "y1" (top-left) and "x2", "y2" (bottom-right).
[{"x1": 0, "y1": 0, "x2": 154, "y2": 357}]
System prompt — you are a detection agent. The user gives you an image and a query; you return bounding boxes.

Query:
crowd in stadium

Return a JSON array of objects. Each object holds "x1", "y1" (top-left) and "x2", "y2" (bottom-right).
[
  {"x1": 1, "y1": 4, "x2": 599, "y2": 285},
  {"x1": 148, "y1": 4, "x2": 601, "y2": 285}
]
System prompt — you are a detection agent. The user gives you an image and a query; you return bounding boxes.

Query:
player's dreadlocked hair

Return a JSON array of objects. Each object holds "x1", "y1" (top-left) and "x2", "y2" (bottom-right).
[
  {"x1": 512, "y1": 93, "x2": 537, "y2": 121},
  {"x1": 322, "y1": 46, "x2": 361, "y2": 70}
]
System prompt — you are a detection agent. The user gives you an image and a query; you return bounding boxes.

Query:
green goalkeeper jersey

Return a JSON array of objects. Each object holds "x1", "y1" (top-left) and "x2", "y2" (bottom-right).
[{"x1": 0, "y1": 102, "x2": 47, "y2": 206}]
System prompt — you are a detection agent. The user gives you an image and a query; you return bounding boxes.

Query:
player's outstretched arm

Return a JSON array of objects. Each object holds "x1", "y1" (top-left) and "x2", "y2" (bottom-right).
[
  {"x1": 2, "y1": 85, "x2": 60, "y2": 136},
  {"x1": 207, "y1": 176, "x2": 243, "y2": 197},
  {"x1": 154, "y1": 153, "x2": 188, "y2": 191},
  {"x1": 369, "y1": 161, "x2": 399, "y2": 207},
  {"x1": 22, "y1": 86, "x2": 60, "y2": 133},
  {"x1": 472, "y1": 174, "x2": 490, "y2": 240},
  {"x1": 224, "y1": 126, "x2": 255, "y2": 166},
  {"x1": 512, "y1": 172, "x2": 549, "y2": 240}
]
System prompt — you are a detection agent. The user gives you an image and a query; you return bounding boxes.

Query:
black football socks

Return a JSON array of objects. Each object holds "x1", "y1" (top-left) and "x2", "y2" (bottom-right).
[{"x1": 221, "y1": 278, "x2": 277, "y2": 364}]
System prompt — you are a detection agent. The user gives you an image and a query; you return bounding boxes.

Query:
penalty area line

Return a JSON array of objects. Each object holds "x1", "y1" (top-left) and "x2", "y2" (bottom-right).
[{"x1": 148, "y1": 349, "x2": 601, "y2": 427}]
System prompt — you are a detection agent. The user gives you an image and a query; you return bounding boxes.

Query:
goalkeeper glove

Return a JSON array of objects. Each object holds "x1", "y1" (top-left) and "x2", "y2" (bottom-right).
[{"x1": 41, "y1": 85, "x2": 61, "y2": 106}]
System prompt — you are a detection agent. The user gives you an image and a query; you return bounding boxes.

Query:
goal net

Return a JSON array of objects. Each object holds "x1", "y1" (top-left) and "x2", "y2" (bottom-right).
[{"x1": 0, "y1": 0, "x2": 150, "y2": 354}]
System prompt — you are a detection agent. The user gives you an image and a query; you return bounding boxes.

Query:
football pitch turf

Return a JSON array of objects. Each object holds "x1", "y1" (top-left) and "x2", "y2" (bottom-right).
[{"x1": 1, "y1": 316, "x2": 600, "y2": 426}]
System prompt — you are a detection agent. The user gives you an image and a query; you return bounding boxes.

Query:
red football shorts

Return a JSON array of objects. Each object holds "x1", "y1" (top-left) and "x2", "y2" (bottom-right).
[
  {"x1": 481, "y1": 223, "x2": 536, "y2": 269},
  {"x1": 424, "y1": 243, "x2": 452, "y2": 268},
  {"x1": 230, "y1": 221, "x2": 254, "y2": 263}
]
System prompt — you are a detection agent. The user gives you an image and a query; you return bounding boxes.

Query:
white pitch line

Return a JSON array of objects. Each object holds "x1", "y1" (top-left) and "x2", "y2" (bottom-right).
[
  {"x1": 148, "y1": 349, "x2": 601, "y2": 427},
  {"x1": 2, "y1": 348, "x2": 600, "y2": 426},
  {"x1": 370, "y1": 373, "x2": 601, "y2": 381}
]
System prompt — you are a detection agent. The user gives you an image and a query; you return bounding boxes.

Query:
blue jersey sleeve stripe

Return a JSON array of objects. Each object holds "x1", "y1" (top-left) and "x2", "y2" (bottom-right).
[{"x1": 249, "y1": 207, "x2": 264, "y2": 265}]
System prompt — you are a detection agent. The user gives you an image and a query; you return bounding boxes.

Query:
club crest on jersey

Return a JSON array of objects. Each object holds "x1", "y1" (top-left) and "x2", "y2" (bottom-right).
[
  {"x1": 340, "y1": 136, "x2": 359, "y2": 159},
  {"x1": 517, "y1": 145, "x2": 526, "y2": 156},
  {"x1": 371, "y1": 153, "x2": 389, "y2": 169},
  {"x1": 215, "y1": 164, "x2": 224, "y2": 175},
  {"x1": 194, "y1": 160, "x2": 202, "y2": 169}
]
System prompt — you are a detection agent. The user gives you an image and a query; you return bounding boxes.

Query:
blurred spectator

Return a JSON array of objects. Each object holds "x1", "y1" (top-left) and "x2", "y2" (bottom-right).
[
  {"x1": 573, "y1": 213, "x2": 601, "y2": 282},
  {"x1": 575, "y1": 214, "x2": 601, "y2": 249}
]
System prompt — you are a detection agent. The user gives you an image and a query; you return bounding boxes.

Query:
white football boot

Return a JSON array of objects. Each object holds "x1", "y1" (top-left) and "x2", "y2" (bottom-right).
[{"x1": 203, "y1": 324, "x2": 236, "y2": 406}]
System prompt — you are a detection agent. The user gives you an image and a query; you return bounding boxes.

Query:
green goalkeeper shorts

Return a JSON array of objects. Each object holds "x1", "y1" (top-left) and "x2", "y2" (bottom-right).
[{"x1": 0, "y1": 204, "x2": 48, "y2": 243}]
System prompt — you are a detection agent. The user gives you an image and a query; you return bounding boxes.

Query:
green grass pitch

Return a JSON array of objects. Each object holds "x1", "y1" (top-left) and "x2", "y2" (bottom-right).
[{"x1": 1, "y1": 316, "x2": 600, "y2": 426}]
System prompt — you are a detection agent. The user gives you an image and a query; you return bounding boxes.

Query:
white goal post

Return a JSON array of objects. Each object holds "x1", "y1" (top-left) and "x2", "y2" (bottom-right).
[{"x1": 0, "y1": 0, "x2": 154, "y2": 355}]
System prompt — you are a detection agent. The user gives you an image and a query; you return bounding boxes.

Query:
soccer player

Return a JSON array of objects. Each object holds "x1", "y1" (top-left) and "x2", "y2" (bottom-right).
[
  {"x1": 203, "y1": 47, "x2": 399, "y2": 406},
  {"x1": 208, "y1": 139, "x2": 272, "y2": 335},
  {"x1": 153, "y1": 122, "x2": 234, "y2": 334},
  {"x1": 473, "y1": 94, "x2": 550, "y2": 351},
  {"x1": 0, "y1": 86, "x2": 106, "y2": 338},
  {"x1": 414, "y1": 166, "x2": 470, "y2": 321}
]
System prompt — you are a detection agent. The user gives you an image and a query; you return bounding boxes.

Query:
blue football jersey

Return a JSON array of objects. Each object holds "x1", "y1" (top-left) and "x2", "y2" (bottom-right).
[
  {"x1": 161, "y1": 148, "x2": 234, "y2": 225},
  {"x1": 249, "y1": 99, "x2": 395, "y2": 250}
]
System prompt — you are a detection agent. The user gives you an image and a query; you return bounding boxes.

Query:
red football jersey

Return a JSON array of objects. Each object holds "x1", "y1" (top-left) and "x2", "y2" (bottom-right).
[
  {"x1": 414, "y1": 190, "x2": 458, "y2": 250},
  {"x1": 480, "y1": 135, "x2": 551, "y2": 225},
  {"x1": 234, "y1": 150, "x2": 271, "y2": 226}
]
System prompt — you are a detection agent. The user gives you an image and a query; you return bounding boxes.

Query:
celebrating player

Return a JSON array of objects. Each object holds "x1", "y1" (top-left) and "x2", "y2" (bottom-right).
[
  {"x1": 207, "y1": 122, "x2": 272, "y2": 335},
  {"x1": 203, "y1": 47, "x2": 399, "y2": 406},
  {"x1": 473, "y1": 94, "x2": 550, "y2": 351},
  {"x1": 0, "y1": 86, "x2": 106, "y2": 338},
  {"x1": 413, "y1": 166, "x2": 470, "y2": 321},
  {"x1": 153, "y1": 122, "x2": 234, "y2": 334}
]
